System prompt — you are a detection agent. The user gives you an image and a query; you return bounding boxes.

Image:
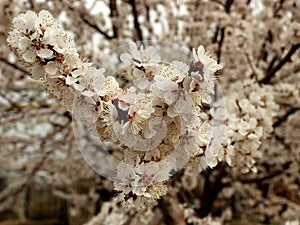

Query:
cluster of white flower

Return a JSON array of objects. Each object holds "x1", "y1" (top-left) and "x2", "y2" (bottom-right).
[
  {"x1": 7, "y1": 10, "x2": 100, "y2": 111},
  {"x1": 106, "y1": 43, "x2": 226, "y2": 208},
  {"x1": 7, "y1": 10, "x2": 228, "y2": 207},
  {"x1": 214, "y1": 79, "x2": 279, "y2": 173}
]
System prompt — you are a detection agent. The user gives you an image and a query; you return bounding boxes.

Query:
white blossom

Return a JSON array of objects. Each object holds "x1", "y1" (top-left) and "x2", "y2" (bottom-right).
[{"x1": 192, "y1": 45, "x2": 223, "y2": 72}]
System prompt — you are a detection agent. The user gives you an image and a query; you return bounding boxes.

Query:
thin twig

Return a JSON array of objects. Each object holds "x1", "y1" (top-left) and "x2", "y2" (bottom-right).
[
  {"x1": 244, "y1": 52, "x2": 258, "y2": 81},
  {"x1": 80, "y1": 15, "x2": 114, "y2": 40},
  {"x1": 238, "y1": 164, "x2": 289, "y2": 184},
  {"x1": 260, "y1": 43, "x2": 300, "y2": 84},
  {"x1": 0, "y1": 57, "x2": 28, "y2": 75},
  {"x1": 273, "y1": 107, "x2": 299, "y2": 128},
  {"x1": 245, "y1": 53, "x2": 255, "y2": 74},
  {"x1": 217, "y1": 27, "x2": 225, "y2": 63},
  {"x1": 67, "y1": 4, "x2": 114, "y2": 40},
  {"x1": 211, "y1": 0, "x2": 224, "y2": 7},
  {"x1": 212, "y1": 26, "x2": 219, "y2": 43}
]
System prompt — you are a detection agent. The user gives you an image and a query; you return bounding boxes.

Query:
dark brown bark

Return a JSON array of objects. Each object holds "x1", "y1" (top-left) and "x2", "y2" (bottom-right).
[
  {"x1": 260, "y1": 43, "x2": 300, "y2": 84},
  {"x1": 128, "y1": 0, "x2": 143, "y2": 41}
]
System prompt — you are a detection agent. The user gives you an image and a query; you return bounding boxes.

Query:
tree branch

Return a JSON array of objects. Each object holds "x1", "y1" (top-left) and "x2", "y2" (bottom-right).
[
  {"x1": 128, "y1": 0, "x2": 143, "y2": 41},
  {"x1": 109, "y1": 0, "x2": 119, "y2": 38},
  {"x1": 0, "y1": 57, "x2": 28, "y2": 75},
  {"x1": 158, "y1": 199, "x2": 174, "y2": 225},
  {"x1": 212, "y1": 26, "x2": 220, "y2": 43},
  {"x1": 273, "y1": 0, "x2": 285, "y2": 17},
  {"x1": 67, "y1": 4, "x2": 114, "y2": 40},
  {"x1": 224, "y1": 0, "x2": 235, "y2": 13},
  {"x1": 244, "y1": 52, "x2": 258, "y2": 81},
  {"x1": 217, "y1": 27, "x2": 225, "y2": 63},
  {"x1": 211, "y1": 0, "x2": 224, "y2": 7},
  {"x1": 260, "y1": 43, "x2": 300, "y2": 84},
  {"x1": 216, "y1": 0, "x2": 234, "y2": 63},
  {"x1": 28, "y1": 0, "x2": 36, "y2": 9},
  {"x1": 197, "y1": 163, "x2": 228, "y2": 218},
  {"x1": 273, "y1": 107, "x2": 299, "y2": 128},
  {"x1": 0, "y1": 149, "x2": 53, "y2": 203},
  {"x1": 238, "y1": 164, "x2": 289, "y2": 184}
]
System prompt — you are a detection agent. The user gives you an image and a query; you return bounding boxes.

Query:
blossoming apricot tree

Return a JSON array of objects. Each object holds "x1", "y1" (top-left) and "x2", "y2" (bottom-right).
[{"x1": 1, "y1": 0, "x2": 299, "y2": 224}]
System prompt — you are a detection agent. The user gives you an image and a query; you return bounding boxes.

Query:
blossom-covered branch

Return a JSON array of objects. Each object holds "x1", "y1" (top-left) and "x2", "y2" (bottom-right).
[
  {"x1": 4, "y1": 1, "x2": 300, "y2": 223},
  {"x1": 7, "y1": 10, "x2": 232, "y2": 209}
]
